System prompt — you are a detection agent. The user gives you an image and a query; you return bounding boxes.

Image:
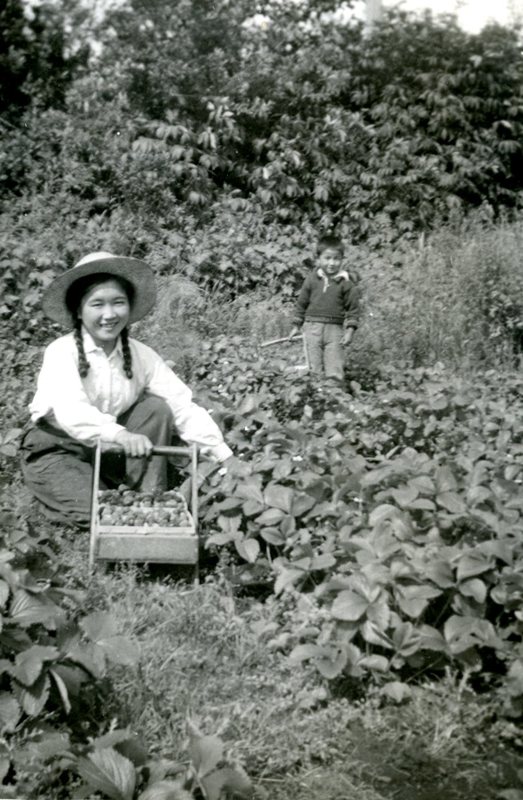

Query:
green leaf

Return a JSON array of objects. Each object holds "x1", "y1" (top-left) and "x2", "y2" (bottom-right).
[
  {"x1": 0, "y1": 580, "x2": 10, "y2": 608},
  {"x1": 417, "y1": 625, "x2": 448, "y2": 653},
  {"x1": 201, "y1": 765, "x2": 253, "y2": 800},
  {"x1": 456, "y1": 553, "x2": 493, "y2": 580},
  {"x1": 331, "y1": 590, "x2": 369, "y2": 621},
  {"x1": 217, "y1": 515, "x2": 242, "y2": 535},
  {"x1": 407, "y1": 498, "x2": 436, "y2": 511},
  {"x1": 361, "y1": 620, "x2": 393, "y2": 648},
  {"x1": 206, "y1": 532, "x2": 234, "y2": 546},
  {"x1": 0, "y1": 758, "x2": 9, "y2": 783},
  {"x1": 76, "y1": 747, "x2": 136, "y2": 800},
  {"x1": 234, "y1": 478, "x2": 264, "y2": 505},
  {"x1": 369, "y1": 504, "x2": 399, "y2": 526},
  {"x1": 256, "y1": 508, "x2": 286, "y2": 526},
  {"x1": 23, "y1": 731, "x2": 71, "y2": 761},
  {"x1": 80, "y1": 611, "x2": 118, "y2": 643},
  {"x1": 459, "y1": 578, "x2": 487, "y2": 604},
  {"x1": 16, "y1": 673, "x2": 50, "y2": 717},
  {"x1": 425, "y1": 560, "x2": 454, "y2": 588},
  {"x1": 316, "y1": 649, "x2": 348, "y2": 679},
  {"x1": 260, "y1": 528, "x2": 286, "y2": 546},
  {"x1": 187, "y1": 728, "x2": 223, "y2": 778},
  {"x1": 9, "y1": 589, "x2": 63, "y2": 628},
  {"x1": 242, "y1": 500, "x2": 265, "y2": 517},
  {"x1": 436, "y1": 492, "x2": 466, "y2": 514},
  {"x1": 394, "y1": 584, "x2": 442, "y2": 618},
  {"x1": 436, "y1": 466, "x2": 458, "y2": 492},
  {"x1": 390, "y1": 485, "x2": 419, "y2": 507},
  {"x1": 13, "y1": 645, "x2": 59, "y2": 686},
  {"x1": 444, "y1": 615, "x2": 501, "y2": 654},
  {"x1": 288, "y1": 644, "x2": 323, "y2": 662},
  {"x1": 235, "y1": 538, "x2": 260, "y2": 564},
  {"x1": 291, "y1": 493, "x2": 316, "y2": 516},
  {"x1": 380, "y1": 681, "x2": 412, "y2": 703},
  {"x1": 311, "y1": 553, "x2": 336, "y2": 571},
  {"x1": 392, "y1": 622, "x2": 421, "y2": 656},
  {"x1": 359, "y1": 654, "x2": 389, "y2": 672},
  {"x1": 0, "y1": 692, "x2": 21, "y2": 732},
  {"x1": 264, "y1": 484, "x2": 294, "y2": 513},
  {"x1": 274, "y1": 566, "x2": 304, "y2": 595}
]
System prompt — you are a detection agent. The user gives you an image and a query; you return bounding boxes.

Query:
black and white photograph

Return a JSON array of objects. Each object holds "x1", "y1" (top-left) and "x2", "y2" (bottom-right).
[{"x1": 1, "y1": 0, "x2": 523, "y2": 797}]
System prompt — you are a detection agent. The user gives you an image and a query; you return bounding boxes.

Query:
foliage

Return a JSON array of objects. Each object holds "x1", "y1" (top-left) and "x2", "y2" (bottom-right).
[
  {"x1": 358, "y1": 215, "x2": 523, "y2": 368},
  {"x1": 187, "y1": 340, "x2": 523, "y2": 709},
  {"x1": 26, "y1": 720, "x2": 254, "y2": 800},
  {"x1": 0, "y1": 504, "x2": 139, "y2": 795},
  {"x1": 3, "y1": 2, "x2": 523, "y2": 244},
  {"x1": 0, "y1": 0, "x2": 86, "y2": 119}
]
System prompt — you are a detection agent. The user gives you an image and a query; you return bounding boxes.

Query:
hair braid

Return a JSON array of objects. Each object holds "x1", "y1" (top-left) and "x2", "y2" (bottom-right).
[
  {"x1": 73, "y1": 319, "x2": 90, "y2": 378},
  {"x1": 120, "y1": 327, "x2": 133, "y2": 379}
]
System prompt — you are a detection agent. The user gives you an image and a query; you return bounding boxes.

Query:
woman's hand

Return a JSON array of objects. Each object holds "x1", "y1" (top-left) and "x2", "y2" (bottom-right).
[{"x1": 114, "y1": 430, "x2": 154, "y2": 458}]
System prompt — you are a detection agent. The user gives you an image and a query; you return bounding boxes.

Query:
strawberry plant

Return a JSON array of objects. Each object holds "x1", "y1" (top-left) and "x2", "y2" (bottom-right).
[
  {"x1": 0, "y1": 501, "x2": 140, "y2": 795},
  {"x1": 190, "y1": 339, "x2": 523, "y2": 709},
  {"x1": 14, "y1": 719, "x2": 253, "y2": 800}
]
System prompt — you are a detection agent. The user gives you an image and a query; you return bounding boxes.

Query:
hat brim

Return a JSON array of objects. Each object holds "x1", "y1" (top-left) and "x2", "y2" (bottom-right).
[{"x1": 42, "y1": 255, "x2": 157, "y2": 327}]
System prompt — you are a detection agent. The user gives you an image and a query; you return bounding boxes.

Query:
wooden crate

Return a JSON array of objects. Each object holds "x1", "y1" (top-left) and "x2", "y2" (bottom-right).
[{"x1": 89, "y1": 441, "x2": 199, "y2": 571}]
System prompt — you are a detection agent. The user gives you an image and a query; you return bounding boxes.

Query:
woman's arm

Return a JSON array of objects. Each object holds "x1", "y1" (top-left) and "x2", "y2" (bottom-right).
[
  {"x1": 139, "y1": 344, "x2": 232, "y2": 462},
  {"x1": 30, "y1": 339, "x2": 126, "y2": 445}
]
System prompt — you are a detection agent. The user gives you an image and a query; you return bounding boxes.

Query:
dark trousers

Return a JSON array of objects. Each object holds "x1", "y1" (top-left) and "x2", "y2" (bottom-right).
[{"x1": 20, "y1": 395, "x2": 174, "y2": 529}]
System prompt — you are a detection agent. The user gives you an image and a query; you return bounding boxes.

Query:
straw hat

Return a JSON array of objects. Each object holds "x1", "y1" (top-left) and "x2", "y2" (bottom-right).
[{"x1": 42, "y1": 251, "x2": 157, "y2": 327}]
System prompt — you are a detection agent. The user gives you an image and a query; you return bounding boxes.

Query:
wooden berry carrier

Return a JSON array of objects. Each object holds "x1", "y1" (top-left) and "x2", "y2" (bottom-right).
[{"x1": 89, "y1": 441, "x2": 199, "y2": 575}]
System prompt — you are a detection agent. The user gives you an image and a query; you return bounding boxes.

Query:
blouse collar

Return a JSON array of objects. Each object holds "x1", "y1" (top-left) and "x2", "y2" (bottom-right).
[{"x1": 81, "y1": 328, "x2": 123, "y2": 358}]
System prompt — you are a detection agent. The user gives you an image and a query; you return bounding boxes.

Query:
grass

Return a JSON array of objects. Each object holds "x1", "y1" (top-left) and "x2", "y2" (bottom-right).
[
  {"x1": 47, "y1": 524, "x2": 523, "y2": 800},
  {"x1": 2, "y1": 216, "x2": 523, "y2": 798}
]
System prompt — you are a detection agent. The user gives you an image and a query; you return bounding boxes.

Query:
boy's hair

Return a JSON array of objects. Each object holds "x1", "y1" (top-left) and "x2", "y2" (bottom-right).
[{"x1": 317, "y1": 234, "x2": 344, "y2": 254}]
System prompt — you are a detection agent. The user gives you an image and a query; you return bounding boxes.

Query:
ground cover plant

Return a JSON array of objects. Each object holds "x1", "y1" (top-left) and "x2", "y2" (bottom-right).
[
  {"x1": 1, "y1": 2, "x2": 523, "y2": 797},
  {"x1": 1, "y1": 335, "x2": 522, "y2": 798}
]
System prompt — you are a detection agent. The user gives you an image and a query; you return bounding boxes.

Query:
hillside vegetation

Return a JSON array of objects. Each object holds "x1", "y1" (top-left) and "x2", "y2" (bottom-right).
[{"x1": 0, "y1": 1, "x2": 522, "y2": 798}]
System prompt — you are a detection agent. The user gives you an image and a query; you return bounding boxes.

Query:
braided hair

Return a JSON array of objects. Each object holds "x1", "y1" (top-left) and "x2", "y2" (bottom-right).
[
  {"x1": 120, "y1": 326, "x2": 133, "y2": 379},
  {"x1": 73, "y1": 317, "x2": 91, "y2": 378},
  {"x1": 66, "y1": 273, "x2": 135, "y2": 380}
]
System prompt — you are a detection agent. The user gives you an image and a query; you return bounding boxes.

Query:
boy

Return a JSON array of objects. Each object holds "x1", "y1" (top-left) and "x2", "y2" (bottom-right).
[{"x1": 288, "y1": 235, "x2": 360, "y2": 383}]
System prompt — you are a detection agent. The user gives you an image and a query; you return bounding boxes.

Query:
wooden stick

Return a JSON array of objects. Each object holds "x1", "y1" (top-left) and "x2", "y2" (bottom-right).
[
  {"x1": 260, "y1": 334, "x2": 303, "y2": 347},
  {"x1": 89, "y1": 439, "x2": 102, "y2": 571}
]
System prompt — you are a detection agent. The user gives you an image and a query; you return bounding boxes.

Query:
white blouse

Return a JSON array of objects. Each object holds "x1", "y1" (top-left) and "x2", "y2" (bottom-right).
[{"x1": 29, "y1": 330, "x2": 232, "y2": 461}]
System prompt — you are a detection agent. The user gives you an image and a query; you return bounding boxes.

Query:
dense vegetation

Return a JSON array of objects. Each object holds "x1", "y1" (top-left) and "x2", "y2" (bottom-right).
[{"x1": 1, "y1": 0, "x2": 523, "y2": 798}]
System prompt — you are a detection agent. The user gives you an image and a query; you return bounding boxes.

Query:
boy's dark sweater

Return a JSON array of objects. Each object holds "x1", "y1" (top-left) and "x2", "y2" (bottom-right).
[{"x1": 294, "y1": 269, "x2": 360, "y2": 329}]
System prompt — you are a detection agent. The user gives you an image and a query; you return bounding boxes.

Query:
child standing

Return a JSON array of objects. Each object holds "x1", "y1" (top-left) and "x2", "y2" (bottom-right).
[{"x1": 288, "y1": 235, "x2": 360, "y2": 382}]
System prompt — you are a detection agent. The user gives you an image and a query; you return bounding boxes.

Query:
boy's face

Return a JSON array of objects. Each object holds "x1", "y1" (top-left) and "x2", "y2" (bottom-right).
[{"x1": 318, "y1": 247, "x2": 343, "y2": 275}]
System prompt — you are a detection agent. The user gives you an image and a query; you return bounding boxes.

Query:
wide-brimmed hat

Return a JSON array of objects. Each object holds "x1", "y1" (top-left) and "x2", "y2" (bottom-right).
[{"x1": 42, "y1": 251, "x2": 157, "y2": 327}]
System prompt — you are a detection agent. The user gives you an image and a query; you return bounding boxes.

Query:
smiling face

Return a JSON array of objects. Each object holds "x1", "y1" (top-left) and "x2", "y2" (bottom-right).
[
  {"x1": 318, "y1": 246, "x2": 343, "y2": 276},
  {"x1": 79, "y1": 278, "x2": 131, "y2": 353}
]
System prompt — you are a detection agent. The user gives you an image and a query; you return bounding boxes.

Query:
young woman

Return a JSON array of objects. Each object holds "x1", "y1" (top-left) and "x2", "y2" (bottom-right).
[{"x1": 21, "y1": 251, "x2": 232, "y2": 528}]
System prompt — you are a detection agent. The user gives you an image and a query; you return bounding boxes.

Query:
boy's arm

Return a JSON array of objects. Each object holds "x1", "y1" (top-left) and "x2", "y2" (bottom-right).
[
  {"x1": 289, "y1": 275, "x2": 312, "y2": 337},
  {"x1": 342, "y1": 283, "x2": 361, "y2": 344}
]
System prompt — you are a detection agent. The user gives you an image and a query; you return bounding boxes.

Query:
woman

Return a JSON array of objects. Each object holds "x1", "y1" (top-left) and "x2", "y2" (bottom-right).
[{"x1": 21, "y1": 251, "x2": 232, "y2": 528}]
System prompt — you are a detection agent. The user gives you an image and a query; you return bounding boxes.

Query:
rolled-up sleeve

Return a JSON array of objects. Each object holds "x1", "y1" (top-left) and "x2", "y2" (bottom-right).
[{"x1": 142, "y1": 347, "x2": 232, "y2": 462}]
